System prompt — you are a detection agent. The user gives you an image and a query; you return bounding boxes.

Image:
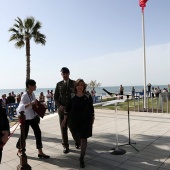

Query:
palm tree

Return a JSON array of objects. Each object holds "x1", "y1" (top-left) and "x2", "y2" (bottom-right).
[{"x1": 9, "y1": 16, "x2": 46, "y2": 80}]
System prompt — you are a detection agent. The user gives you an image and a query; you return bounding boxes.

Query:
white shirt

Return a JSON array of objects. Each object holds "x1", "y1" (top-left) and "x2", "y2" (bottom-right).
[
  {"x1": 20, "y1": 92, "x2": 37, "y2": 120},
  {"x1": 46, "y1": 93, "x2": 52, "y2": 102}
]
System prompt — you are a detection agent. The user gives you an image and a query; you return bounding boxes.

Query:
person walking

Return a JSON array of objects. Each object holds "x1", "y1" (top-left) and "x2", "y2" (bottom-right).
[
  {"x1": 147, "y1": 83, "x2": 152, "y2": 97},
  {"x1": 16, "y1": 79, "x2": 50, "y2": 158},
  {"x1": 131, "y1": 86, "x2": 135, "y2": 99},
  {"x1": 0, "y1": 104, "x2": 10, "y2": 163},
  {"x1": 46, "y1": 90, "x2": 52, "y2": 113},
  {"x1": 54, "y1": 67, "x2": 80, "y2": 153},
  {"x1": 119, "y1": 85, "x2": 124, "y2": 99},
  {"x1": 0, "y1": 95, "x2": 8, "y2": 115},
  {"x1": 62, "y1": 79, "x2": 95, "y2": 168},
  {"x1": 91, "y1": 88, "x2": 96, "y2": 103}
]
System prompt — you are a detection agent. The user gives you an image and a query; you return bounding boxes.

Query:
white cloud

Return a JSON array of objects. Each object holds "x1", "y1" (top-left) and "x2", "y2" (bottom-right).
[{"x1": 68, "y1": 43, "x2": 170, "y2": 86}]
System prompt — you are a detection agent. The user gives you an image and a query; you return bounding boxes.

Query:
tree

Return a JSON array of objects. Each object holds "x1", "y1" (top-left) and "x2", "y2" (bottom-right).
[
  {"x1": 9, "y1": 16, "x2": 46, "y2": 80},
  {"x1": 87, "y1": 80, "x2": 101, "y2": 89}
]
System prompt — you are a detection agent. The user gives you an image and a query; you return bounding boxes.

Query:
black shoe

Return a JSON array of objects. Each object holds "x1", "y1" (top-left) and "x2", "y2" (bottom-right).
[
  {"x1": 75, "y1": 143, "x2": 80, "y2": 149},
  {"x1": 79, "y1": 157, "x2": 85, "y2": 168},
  {"x1": 38, "y1": 154, "x2": 50, "y2": 159},
  {"x1": 63, "y1": 148, "x2": 69, "y2": 154}
]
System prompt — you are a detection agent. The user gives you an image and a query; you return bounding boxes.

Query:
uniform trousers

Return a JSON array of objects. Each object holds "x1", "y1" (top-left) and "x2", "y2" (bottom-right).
[
  {"x1": 16, "y1": 119, "x2": 43, "y2": 149},
  {"x1": 58, "y1": 110, "x2": 79, "y2": 148}
]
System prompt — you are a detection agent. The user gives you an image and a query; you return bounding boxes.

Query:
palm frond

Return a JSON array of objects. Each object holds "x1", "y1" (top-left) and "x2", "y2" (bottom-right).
[
  {"x1": 33, "y1": 31, "x2": 46, "y2": 45},
  {"x1": 13, "y1": 24, "x2": 19, "y2": 28},
  {"x1": 15, "y1": 40, "x2": 25, "y2": 48},
  {"x1": 24, "y1": 16, "x2": 35, "y2": 30},
  {"x1": 32, "y1": 21, "x2": 41, "y2": 31},
  {"x1": 34, "y1": 37, "x2": 46, "y2": 45},
  {"x1": 9, "y1": 33, "x2": 24, "y2": 42},
  {"x1": 8, "y1": 27, "x2": 19, "y2": 34},
  {"x1": 15, "y1": 17, "x2": 24, "y2": 27}
]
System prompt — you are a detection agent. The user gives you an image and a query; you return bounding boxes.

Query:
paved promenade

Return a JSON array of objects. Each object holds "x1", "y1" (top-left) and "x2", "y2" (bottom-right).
[{"x1": 1, "y1": 109, "x2": 170, "y2": 170}]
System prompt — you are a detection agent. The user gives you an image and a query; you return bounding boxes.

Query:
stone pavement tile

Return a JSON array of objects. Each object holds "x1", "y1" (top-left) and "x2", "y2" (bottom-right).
[
  {"x1": 80, "y1": 164, "x2": 104, "y2": 170},
  {"x1": 3, "y1": 159, "x2": 19, "y2": 169},
  {"x1": 159, "y1": 157, "x2": 170, "y2": 169},
  {"x1": 139, "y1": 149, "x2": 170, "y2": 160},
  {"x1": 1, "y1": 154, "x2": 14, "y2": 164},
  {"x1": 99, "y1": 152, "x2": 132, "y2": 163},
  {"x1": 153, "y1": 143, "x2": 170, "y2": 151},
  {"x1": 56, "y1": 155, "x2": 80, "y2": 166},
  {"x1": 25, "y1": 156, "x2": 43, "y2": 167},
  {"x1": 0, "y1": 163, "x2": 14, "y2": 170},
  {"x1": 32, "y1": 156, "x2": 80, "y2": 169},
  {"x1": 88, "y1": 156, "x2": 121, "y2": 169},
  {"x1": 87, "y1": 158, "x2": 117, "y2": 170},
  {"x1": 135, "y1": 152, "x2": 168, "y2": 163},
  {"x1": 88, "y1": 142, "x2": 114, "y2": 154},
  {"x1": 142, "y1": 147, "x2": 170, "y2": 157},
  {"x1": 157, "y1": 168, "x2": 170, "y2": 170},
  {"x1": 119, "y1": 163, "x2": 147, "y2": 170},
  {"x1": 153, "y1": 138, "x2": 170, "y2": 144},
  {"x1": 33, "y1": 163, "x2": 76, "y2": 170},
  {"x1": 125, "y1": 156, "x2": 162, "y2": 170}
]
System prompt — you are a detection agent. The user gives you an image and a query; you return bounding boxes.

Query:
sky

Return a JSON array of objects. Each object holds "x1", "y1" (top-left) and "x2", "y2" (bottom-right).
[{"x1": 1, "y1": 0, "x2": 170, "y2": 89}]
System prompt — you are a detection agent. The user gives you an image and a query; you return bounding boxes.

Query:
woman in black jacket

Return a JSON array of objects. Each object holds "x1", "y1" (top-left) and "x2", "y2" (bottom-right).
[
  {"x1": 0, "y1": 104, "x2": 10, "y2": 163},
  {"x1": 62, "y1": 79, "x2": 95, "y2": 168}
]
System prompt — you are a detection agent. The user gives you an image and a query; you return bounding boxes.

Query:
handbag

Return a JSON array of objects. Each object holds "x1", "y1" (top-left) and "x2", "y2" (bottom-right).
[
  {"x1": 33, "y1": 115, "x2": 40, "y2": 124},
  {"x1": 32, "y1": 101, "x2": 46, "y2": 118}
]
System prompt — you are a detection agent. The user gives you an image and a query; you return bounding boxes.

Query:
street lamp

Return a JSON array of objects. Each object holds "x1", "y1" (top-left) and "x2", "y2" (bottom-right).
[{"x1": 139, "y1": 0, "x2": 148, "y2": 110}]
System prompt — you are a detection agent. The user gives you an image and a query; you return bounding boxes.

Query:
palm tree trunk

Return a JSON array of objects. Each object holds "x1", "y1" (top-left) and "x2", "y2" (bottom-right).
[{"x1": 26, "y1": 38, "x2": 30, "y2": 80}]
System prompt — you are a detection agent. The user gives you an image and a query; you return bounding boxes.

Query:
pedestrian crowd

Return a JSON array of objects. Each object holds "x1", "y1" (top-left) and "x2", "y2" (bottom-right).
[{"x1": 131, "y1": 83, "x2": 169, "y2": 99}]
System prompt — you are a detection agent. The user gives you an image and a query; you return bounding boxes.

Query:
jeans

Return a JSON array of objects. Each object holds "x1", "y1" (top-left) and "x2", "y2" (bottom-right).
[{"x1": 47, "y1": 101, "x2": 55, "y2": 112}]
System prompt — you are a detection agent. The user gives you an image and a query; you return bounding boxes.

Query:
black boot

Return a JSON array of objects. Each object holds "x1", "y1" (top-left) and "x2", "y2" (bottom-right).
[{"x1": 79, "y1": 157, "x2": 85, "y2": 168}]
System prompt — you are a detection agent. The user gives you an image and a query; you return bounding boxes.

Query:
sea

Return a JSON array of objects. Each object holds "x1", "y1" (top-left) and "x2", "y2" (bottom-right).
[{"x1": 0, "y1": 85, "x2": 168, "y2": 98}]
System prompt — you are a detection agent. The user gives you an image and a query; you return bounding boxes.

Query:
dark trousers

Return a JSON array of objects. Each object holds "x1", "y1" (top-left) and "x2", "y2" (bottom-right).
[
  {"x1": 58, "y1": 110, "x2": 79, "y2": 148},
  {"x1": 16, "y1": 119, "x2": 42, "y2": 149},
  {"x1": 0, "y1": 148, "x2": 2, "y2": 163}
]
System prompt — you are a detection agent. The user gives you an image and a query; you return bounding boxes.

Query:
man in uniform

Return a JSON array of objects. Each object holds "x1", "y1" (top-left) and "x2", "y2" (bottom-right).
[{"x1": 54, "y1": 67, "x2": 80, "y2": 153}]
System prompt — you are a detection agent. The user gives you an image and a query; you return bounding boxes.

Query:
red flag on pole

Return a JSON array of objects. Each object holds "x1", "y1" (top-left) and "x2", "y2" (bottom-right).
[{"x1": 139, "y1": 0, "x2": 148, "y2": 11}]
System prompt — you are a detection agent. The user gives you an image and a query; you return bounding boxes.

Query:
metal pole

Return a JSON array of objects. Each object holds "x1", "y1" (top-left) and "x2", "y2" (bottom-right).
[
  {"x1": 151, "y1": 96, "x2": 153, "y2": 113},
  {"x1": 156, "y1": 97, "x2": 158, "y2": 113},
  {"x1": 115, "y1": 103, "x2": 119, "y2": 149},
  {"x1": 138, "y1": 97, "x2": 140, "y2": 112},
  {"x1": 142, "y1": 9, "x2": 147, "y2": 110},
  {"x1": 161, "y1": 95, "x2": 163, "y2": 113},
  {"x1": 167, "y1": 92, "x2": 168, "y2": 113},
  {"x1": 17, "y1": 112, "x2": 31, "y2": 170},
  {"x1": 134, "y1": 98, "x2": 135, "y2": 112},
  {"x1": 147, "y1": 95, "x2": 149, "y2": 112}
]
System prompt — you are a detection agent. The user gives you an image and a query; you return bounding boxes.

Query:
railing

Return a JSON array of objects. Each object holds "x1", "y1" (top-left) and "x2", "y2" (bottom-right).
[
  {"x1": 6, "y1": 100, "x2": 57, "y2": 120},
  {"x1": 6, "y1": 103, "x2": 19, "y2": 120},
  {"x1": 133, "y1": 92, "x2": 170, "y2": 113}
]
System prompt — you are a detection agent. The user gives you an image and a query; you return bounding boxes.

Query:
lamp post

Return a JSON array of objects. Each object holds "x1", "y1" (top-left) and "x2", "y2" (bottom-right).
[
  {"x1": 139, "y1": 0, "x2": 148, "y2": 110},
  {"x1": 17, "y1": 111, "x2": 31, "y2": 170}
]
